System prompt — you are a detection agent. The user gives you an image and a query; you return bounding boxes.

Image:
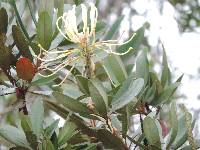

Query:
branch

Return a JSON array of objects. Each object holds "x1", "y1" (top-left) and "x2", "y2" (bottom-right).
[{"x1": 126, "y1": 135, "x2": 148, "y2": 150}]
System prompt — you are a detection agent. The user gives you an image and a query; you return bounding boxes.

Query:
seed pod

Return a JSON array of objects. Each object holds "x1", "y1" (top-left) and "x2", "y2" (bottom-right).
[
  {"x1": 0, "y1": 8, "x2": 8, "y2": 34},
  {"x1": 12, "y1": 25, "x2": 33, "y2": 61},
  {"x1": 0, "y1": 43, "x2": 11, "y2": 69},
  {"x1": 16, "y1": 57, "x2": 37, "y2": 81},
  {"x1": 0, "y1": 33, "x2": 6, "y2": 44}
]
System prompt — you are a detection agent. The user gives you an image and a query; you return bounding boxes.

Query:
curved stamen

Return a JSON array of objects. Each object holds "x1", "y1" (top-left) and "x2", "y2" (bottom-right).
[
  {"x1": 39, "y1": 61, "x2": 70, "y2": 78},
  {"x1": 34, "y1": 48, "x2": 80, "y2": 63},
  {"x1": 34, "y1": 53, "x2": 68, "y2": 62},
  {"x1": 96, "y1": 45, "x2": 133, "y2": 56},
  {"x1": 41, "y1": 55, "x2": 79, "y2": 71},
  {"x1": 56, "y1": 16, "x2": 73, "y2": 42},
  {"x1": 53, "y1": 65, "x2": 75, "y2": 87},
  {"x1": 96, "y1": 33, "x2": 136, "y2": 46},
  {"x1": 38, "y1": 44, "x2": 68, "y2": 54},
  {"x1": 42, "y1": 61, "x2": 67, "y2": 71},
  {"x1": 39, "y1": 56, "x2": 79, "y2": 78}
]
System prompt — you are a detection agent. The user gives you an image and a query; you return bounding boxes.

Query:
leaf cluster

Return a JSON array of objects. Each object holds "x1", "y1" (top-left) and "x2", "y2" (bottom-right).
[{"x1": 0, "y1": 1, "x2": 198, "y2": 150}]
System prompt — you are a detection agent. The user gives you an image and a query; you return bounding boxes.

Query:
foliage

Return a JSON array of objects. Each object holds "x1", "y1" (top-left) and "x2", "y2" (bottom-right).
[{"x1": 0, "y1": 0, "x2": 198, "y2": 150}]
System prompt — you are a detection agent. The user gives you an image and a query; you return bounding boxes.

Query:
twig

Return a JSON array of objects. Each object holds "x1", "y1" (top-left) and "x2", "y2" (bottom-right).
[
  {"x1": 140, "y1": 113, "x2": 148, "y2": 147},
  {"x1": 0, "y1": 92, "x2": 16, "y2": 96},
  {"x1": 126, "y1": 135, "x2": 148, "y2": 150},
  {"x1": 128, "y1": 134, "x2": 139, "y2": 149}
]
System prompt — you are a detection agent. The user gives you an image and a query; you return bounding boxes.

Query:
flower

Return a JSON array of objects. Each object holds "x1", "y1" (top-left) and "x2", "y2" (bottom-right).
[
  {"x1": 56, "y1": 3, "x2": 134, "y2": 54},
  {"x1": 56, "y1": 3, "x2": 97, "y2": 48},
  {"x1": 36, "y1": 3, "x2": 135, "y2": 86}
]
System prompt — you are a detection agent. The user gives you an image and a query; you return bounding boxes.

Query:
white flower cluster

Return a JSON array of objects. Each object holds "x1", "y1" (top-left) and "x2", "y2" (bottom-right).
[{"x1": 36, "y1": 3, "x2": 134, "y2": 86}]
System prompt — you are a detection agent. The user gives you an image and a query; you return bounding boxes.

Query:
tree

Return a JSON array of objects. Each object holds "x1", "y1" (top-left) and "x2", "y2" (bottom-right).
[{"x1": 0, "y1": 0, "x2": 198, "y2": 149}]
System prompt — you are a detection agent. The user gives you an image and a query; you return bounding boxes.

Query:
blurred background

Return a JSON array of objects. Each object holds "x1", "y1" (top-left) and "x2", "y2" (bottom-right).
[
  {"x1": 94, "y1": 0, "x2": 200, "y2": 137},
  {"x1": 0, "y1": 0, "x2": 200, "y2": 141}
]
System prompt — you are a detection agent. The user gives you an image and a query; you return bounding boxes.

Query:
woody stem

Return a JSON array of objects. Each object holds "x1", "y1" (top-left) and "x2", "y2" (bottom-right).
[{"x1": 84, "y1": 47, "x2": 93, "y2": 79}]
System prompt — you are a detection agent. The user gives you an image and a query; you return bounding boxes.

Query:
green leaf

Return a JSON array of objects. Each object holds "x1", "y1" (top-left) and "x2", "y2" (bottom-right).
[
  {"x1": 73, "y1": 0, "x2": 83, "y2": 6},
  {"x1": 166, "y1": 102, "x2": 178, "y2": 149},
  {"x1": 0, "y1": 125, "x2": 29, "y2": 147},
  {"x1": 118, "y1": 25, "x2": 145, "y2": 59},
  {"x1": 176, "y1": 74, "x2": 184, "y2": 82},
  {"x1": 45, "y1": 100, "x2": 97, "y2": 137},
  {"x1": 110, "y1": 115, "x2": 122, "y2": 132},
  {"x1": 37, "y1": 11, "x2": 52, "y2": 49},
  {"x1": 30, "y1": 42, "x2": 40, "y2": 55},
  {"x1": 0, "y1": 8, "x2": 8, "y2": 34},
  {"x1": 103, "y1": 54, "x2": 127, "y2": 86},
  {"x1": 44, "y1": 119, "x2": 59, "y2": 138},
  {"x1": 84, "y1": 144, "x2": 97, "y2": 150},
  {"x1": 39, "y1": 0, "x2": 54, "y2": 19},
  {"x1": 53, "y1": 92, "x2": 92, "y2": 116},
  {"x1": 173, "y1": 114, "x2": 195, "y2": 149},
  {"x1": 180, "y1": 141, "x2": 200, "y2": 150},
  {"x1": 25, "y1": 0, "x2": 37, "y2": 26},
  {"x1": 66, "y1": 65, "x2": 81, "y2": 76},
  {"x1": 29, "y1": 99, "x2": 44, "y2": 139},
  {"x1": 136, "y1": 50, "x2": 149, "y2": 86},
  {"x1": 9, "y1": 147, "x2": 30, "y2": 150},
  {"x1": 173, "y1": 114, "x2": 188, "y2": 149},
  {"x1": 67, "y1": 133, "x2": 88, "y2": 146},
  {"x1": 53, "y1": 0, "x2": 64, "y2": 38},
  {"x1": 149, "y1": 72, "x2": 163, "y2": 94},
  {"x1": 20, "y1": 114, "x2": 31, "y2": 132},
  {"x1": 151, "y1": 82, "x2": 180, "y2": 106},
  {"x1": 88, "y1": 79, "x2": 108, "y2": 118},
  {"x1": 58, "y1": 122, "x2": 77, "y2": 146},
  {"x1": 180, "y1": 145, "x2": 193, "y2": 150},
  {"x1": 12, "y1": 25, "x2": 33, "y2": 61},
  {"x1": 42, "y1": 137, "x2": 55, "y2": 150},
  {"x1": 97, "y1": 129, "x2": 126, "y2": 149},
  {"x1": 161, "y1": 48, "x2": 170, "y2": 87},
  {"x1": 143, "y1": 116, "x2": 161, "y2": 146},
  {"x1": 104, "y1": 16, "x2": 124, "y2": 40},
  {"x1": 76, "y1": 75, "x2": 89, "y2": 95},
  {"x1": 45, "y1": 100, "x2": 69, "y2": 118},
  {"x1": 116, "y1": 33, "x2": 136, "y2": 54},
  {"x1": 143, "y1": 84, "x2": 156, "y2": 103},
  {"x1": 50, "y1": 132, "x2": 58, "y2": 150},
  {"x1": 95, "y1": 21, "x2": 107, "y2": 33},
  {"x1": 119, "y1": 113, "x2": 128, "y2": 138},
  {"x1": 31, "y1": 74, "x2": 58, "y2": 86},
  {"x1": 111, "y1": 78, "x2": 144, "y2": 111},
  {"x1": 25, "y1": 131, "x2": 38, "y2": 149}
]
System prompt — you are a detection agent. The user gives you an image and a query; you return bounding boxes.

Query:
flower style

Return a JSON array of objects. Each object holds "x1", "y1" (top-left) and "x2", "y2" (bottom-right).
[{"x1": 36, "y1": 3, "x2": 135, "y2": 86}]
